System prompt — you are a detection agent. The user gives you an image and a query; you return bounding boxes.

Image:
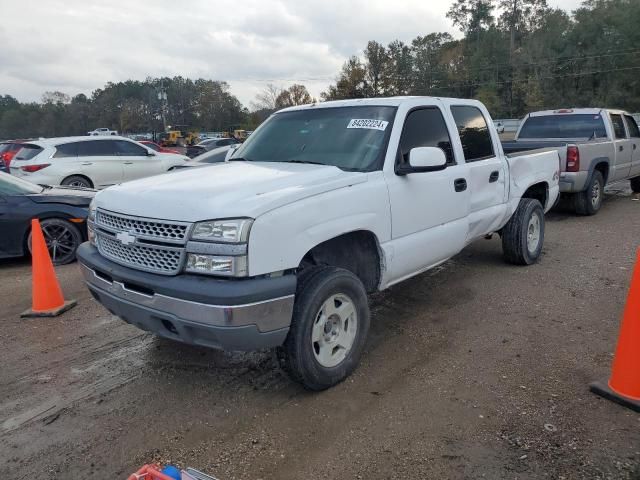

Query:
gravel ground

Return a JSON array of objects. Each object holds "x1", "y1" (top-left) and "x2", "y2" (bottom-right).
[{"x1": 1, "y1": 186, "x2": 639, "y2": 480}]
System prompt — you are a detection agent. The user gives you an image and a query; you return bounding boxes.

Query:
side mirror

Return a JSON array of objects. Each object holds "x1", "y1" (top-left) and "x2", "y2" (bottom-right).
[
  {"x1": 146, "y1": 150, "x2": 156, "y2": 157},
  {"x1": 495, "y1": 122, "x2": 505, "y2": 134},
  {"x1": 397, "y1": 147, "x2": 447, "y2": 175},
  {"x1": 224, "y1": 146, "x2": 238, "y2": 162}
]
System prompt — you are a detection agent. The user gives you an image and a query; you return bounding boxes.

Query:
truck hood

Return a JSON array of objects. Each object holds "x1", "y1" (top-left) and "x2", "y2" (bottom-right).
[{"x1": 94, "y1": 161, "x2": 367, "y2": 222}]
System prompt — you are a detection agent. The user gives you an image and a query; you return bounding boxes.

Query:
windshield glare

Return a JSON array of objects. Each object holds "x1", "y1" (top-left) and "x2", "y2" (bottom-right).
[
  {"x1": 231, "y1": 106, "x2": 397, "y2": 171},
  {"x1": 0, "y1": 172, "x2": 43, "y2": 194}
]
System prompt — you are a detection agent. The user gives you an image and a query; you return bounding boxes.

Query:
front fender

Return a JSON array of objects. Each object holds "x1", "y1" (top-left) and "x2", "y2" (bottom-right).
[{"x1": 247, "y1": 173, "x2": 391, "y2": 276}]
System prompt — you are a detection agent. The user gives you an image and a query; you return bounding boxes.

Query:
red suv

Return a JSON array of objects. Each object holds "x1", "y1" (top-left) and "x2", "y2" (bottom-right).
[{"x1": 0, "y1": 141, "x2": 27, "y2": 171}]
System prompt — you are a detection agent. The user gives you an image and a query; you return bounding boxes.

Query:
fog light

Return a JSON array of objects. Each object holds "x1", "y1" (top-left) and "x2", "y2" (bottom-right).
[{"x1": 185, "y1": 254, "x2": 247, "y2": 277}]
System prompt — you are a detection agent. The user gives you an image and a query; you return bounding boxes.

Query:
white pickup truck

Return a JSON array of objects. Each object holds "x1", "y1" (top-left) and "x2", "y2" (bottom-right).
[
  {"x1": 502, "y1": 108, "x2": 640, "y2": 215},
  {"x1": 77, "y1": 97, "x2": 560, "y2": 390},
  {"x1": 88, "y1": 128, "x2": 118, "y2": 136}
]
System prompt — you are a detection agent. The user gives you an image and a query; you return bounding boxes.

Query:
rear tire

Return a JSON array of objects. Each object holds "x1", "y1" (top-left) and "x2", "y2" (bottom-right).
[
  {"x1": 575, "y1": 170, "x2": 604, "y2": 215},
  {"x1": 278, "y1": 266, "x2": 370, "y2": 391},
  {"x1": 61, "y1": 175, "x2": 92, "y2": 189},
  {"x1": 502, "y1": 198, "x2": 545, "y2": 265},
  {"x1": 631, "y1": 176, "x2": 640, "y2": 193}
]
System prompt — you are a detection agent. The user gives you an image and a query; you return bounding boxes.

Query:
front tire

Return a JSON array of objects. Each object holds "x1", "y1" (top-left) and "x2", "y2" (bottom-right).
[
  {"x1": 278, "y1": 267, "x2": 370, "y2": 391},
  {"x1": 631, "y1": 176, "x2": 640, "y2": 193},
  {"x1": 502, "y1": 198, "x2": 545, "y2": 265},
  {"x1": 27, "y1": 218, "x2": 82, "y2": 265},
  {"x1": 575, "y1": 170, "x2": 604, "y2": 215}
]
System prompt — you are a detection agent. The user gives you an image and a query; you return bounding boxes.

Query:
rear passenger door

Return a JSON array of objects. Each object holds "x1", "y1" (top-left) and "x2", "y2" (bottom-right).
[
  {"x1": 76, "y1": 140, "x2": 123, "y2": 188},
  {"x1": 451, "y1": 105, "x2": 507, "y2": 239},
  {"x1": 624, "y1": 115, "x2": 640, "y2": 178},
  {"x1": 610, "y1": 113, "x2": 632, "y2": 182},
  {"x1": 116, "y1": 140, "x2": 164, "y2": 182}
]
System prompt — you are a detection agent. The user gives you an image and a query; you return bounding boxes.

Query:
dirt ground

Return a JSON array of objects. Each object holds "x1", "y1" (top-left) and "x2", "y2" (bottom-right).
[{"x1": 1, "y1": 186, "x2": 640, "y2": 480}]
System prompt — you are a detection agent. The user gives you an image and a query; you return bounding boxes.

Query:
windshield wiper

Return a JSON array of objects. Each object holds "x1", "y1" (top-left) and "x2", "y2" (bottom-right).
[
  {"x1": 284, "y1": 159, "x2": 325, "y2": 166},
  {"x1": 228, "y1": 157, "x2": 252, "y2": 162}
]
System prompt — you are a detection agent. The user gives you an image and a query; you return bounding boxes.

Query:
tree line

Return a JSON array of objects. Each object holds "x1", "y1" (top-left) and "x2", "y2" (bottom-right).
[
  {"x1": 0, "y1": 79, "x2": 313, "y2": 140},
  {"x1": 322, "y1": 0, "x2": 640, "y2": 118}
]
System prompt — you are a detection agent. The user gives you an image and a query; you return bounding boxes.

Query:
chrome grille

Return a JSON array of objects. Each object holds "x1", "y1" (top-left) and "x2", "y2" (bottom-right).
[
  {"x1": 98, "y1": 235, "x2": 183, "y2": 275},
  {"x1": 96, "y1": 210, "x2": 189, "y2": 243}
]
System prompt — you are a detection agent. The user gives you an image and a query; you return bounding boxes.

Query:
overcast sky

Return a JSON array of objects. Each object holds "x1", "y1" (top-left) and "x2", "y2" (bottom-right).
[{"x1": 0, "y1": 0, "x2": 583, "y2": 107}]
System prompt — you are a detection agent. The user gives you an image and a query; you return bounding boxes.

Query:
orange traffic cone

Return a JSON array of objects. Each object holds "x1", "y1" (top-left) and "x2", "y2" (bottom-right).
[
  {"x1": 590, "y1": 248, "x2": 640, "y2": 412},
  {"x1": 21, "y1": 219, "x2": 77, "y2": 318}
]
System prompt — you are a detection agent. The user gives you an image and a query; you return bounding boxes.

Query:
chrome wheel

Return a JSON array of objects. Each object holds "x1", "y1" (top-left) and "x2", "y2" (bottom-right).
[
  {"x1": 311, "y1": 293, "x2": 358, "y2": 368},
  {"x1": 527, "y1": 213, "x2": 541, "y2": 254},
  {"x1": 69, "y1": 180, "x2": 86, "y2": 187},
  {"x1": 591, "y1": 180, "x2": 602, "y2": 209}
]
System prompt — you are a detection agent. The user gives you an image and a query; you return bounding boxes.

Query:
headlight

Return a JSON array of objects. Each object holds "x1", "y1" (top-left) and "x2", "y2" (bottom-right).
[
  {"x1": 190, "y1": 218, "x2": 252, "y2": 243},
  {"x1": 87, "y1": 223, "x2": 96, "y2": 246},
  {"x1": 88, "y1": 198, "x2": 96, "y2": 222},
  {"x1": 185, "y1": 254, "x2": 247, "y2": 277}
]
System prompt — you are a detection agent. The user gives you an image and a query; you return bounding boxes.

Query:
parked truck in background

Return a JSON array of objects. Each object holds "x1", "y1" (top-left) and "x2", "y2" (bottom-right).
[
  {"x1": 77, "y1": 96, "x2": 560, "y2": 390},
  {"x1": 88, "y1": 128, "x2": 118, "y2": 136},
  {"x1": 502, "y1": 108, "x2": 640, "y2": 215}
]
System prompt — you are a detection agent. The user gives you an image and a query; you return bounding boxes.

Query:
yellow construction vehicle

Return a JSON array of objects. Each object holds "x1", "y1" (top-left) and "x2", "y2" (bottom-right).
[{"x1": 159, "y1": 125, "x2": 199, "y2": 147}]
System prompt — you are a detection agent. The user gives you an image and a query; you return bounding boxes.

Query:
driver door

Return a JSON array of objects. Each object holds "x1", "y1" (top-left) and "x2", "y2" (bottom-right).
[{"x1": 384, "y1": 105, "x2": 470, "y2": 282}]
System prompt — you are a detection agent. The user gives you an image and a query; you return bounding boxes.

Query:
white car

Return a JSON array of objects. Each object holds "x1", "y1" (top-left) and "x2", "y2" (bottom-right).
[
  {"x1": 79, "y1": 96, "x2": 560, "y2": 390},
  {"x1": 10, "y1": 136, "x2": 189, "y2": 189}
]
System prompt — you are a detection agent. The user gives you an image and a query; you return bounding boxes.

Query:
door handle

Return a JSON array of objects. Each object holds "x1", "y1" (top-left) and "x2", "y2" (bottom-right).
[
  {"x1": 634, "y1": 144, "x2": 637, "y2": 150},
  {"x1": 454, "y1": 178, "x2": 467, "y2": 192},
  {"x1": 81, "y1": 162, "x2": 92, "y2": 166},
  {"x1": 619, "y1": 145, "x2": 624, "y2": 152},
  {"x1": 489, "y1": 170, "x2": 500, "y2": 183},
  {"x1": 123, "y1": 161, "x2": 134, "y2": 165}
]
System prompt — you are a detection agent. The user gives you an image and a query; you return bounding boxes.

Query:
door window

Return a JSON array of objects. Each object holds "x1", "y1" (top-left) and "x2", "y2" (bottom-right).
[
  {"x1": 451, "y1": 106, "x2": 495, "y2": 162},
  {"x1": 610, "y1": 114, "x2": 627, "y2": 139},
  {"x1": 77, "y1": 140, "x2": 119, "y2": 156},
  {"x1": 398, "y1": 108, "x2": 455, "y2": 166},
  {"x1": 115, "y1": 140, "x2": 148, "y2": 156},
  {"x1": 624, "y1": 115, "x2": 640, "y2": 138},
  {"x1": 53, "y1": 142, "x2": 79, "y2": 158}
]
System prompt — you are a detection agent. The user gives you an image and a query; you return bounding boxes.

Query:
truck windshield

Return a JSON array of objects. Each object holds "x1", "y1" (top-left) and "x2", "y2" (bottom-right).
[
  {"x1": 231, "y1": 106, "x2": 397, "y2": 172},
  {"x1": 519, "y1": 114, "x2": 608, "y2": 139}
]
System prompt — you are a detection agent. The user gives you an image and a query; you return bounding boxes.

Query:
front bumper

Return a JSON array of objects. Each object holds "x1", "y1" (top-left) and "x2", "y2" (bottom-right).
[{"x1": 77, "y1": 243, "x2": 296, "y2": 350}]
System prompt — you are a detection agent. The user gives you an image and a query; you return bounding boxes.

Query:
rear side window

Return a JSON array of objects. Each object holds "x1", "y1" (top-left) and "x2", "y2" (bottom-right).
[
  {"x1": 115, "y1": 140, "x2": 147, "y2": 156},
  {"x1": 77, "y1": 140, "x2": 118, "y2": 156},
  {"x1": 399, "y1": 107, "x2": 455, "y2": 166},
  {"x1": 451, "y1": 106, "x2": 495, "y2": 162},
  {"x1": 15, "y1": 144, "x2": 43, "y2": 160},
  {"x1": 519, "y1": 114, "x2": 608, "y2": 139},
  {"x1": 624, "y1": 115, "x2": 640, "y2": 138},
  {"x1": 54, "y1": 142, "x2": 78, "y2": 158},
  {"x1": 610, "y1": 114, "x2": 627, "y2": 139}
]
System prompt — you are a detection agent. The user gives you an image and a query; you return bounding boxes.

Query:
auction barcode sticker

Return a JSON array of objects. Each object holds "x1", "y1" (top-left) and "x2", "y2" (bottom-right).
[{"x1": 347, "y1": 119, "x2": 389, "y2": 131}]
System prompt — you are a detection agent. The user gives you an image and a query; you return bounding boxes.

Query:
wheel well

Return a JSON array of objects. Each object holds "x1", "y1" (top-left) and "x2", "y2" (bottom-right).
[
  {"x1": 594, "y1": 162, "x2": 609, "y2": 183},
  {"x1": 522, "y1": 182, "x2": 548, "y2": 209},
  {"x1": 63, "y1": 174, "x2": 93, "y2": 188},
  {"x1": 298, "y1": 231, "x2": 381, "y2": 293}
]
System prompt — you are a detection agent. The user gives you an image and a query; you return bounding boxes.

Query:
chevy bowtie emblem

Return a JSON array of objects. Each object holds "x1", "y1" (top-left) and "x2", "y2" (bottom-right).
[{"x1": 115, "y1": 231, "x2": 136, "y2": 246}]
